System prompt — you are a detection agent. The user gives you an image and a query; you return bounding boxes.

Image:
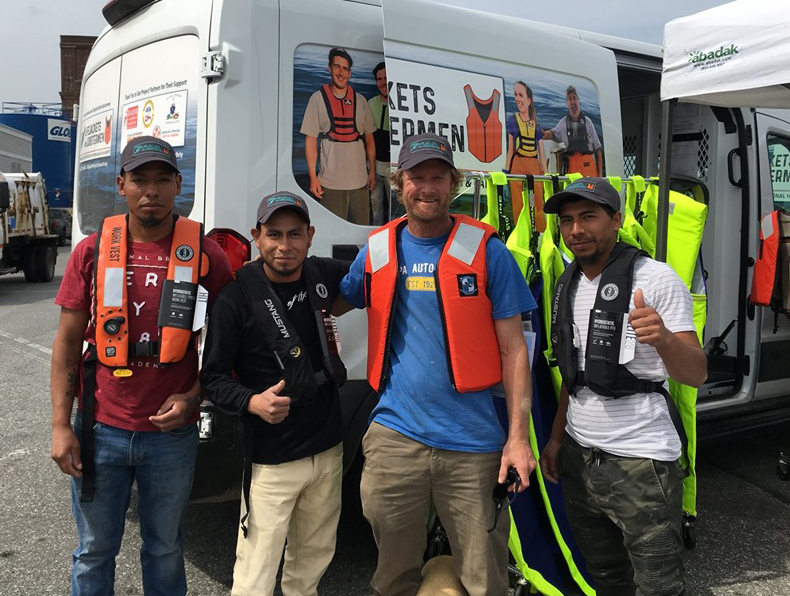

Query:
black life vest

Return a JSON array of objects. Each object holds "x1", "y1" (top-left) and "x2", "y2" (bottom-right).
[
  {"x1": 551, "y1": 242, "x2": 689, "y2": 460},
  {"x1": 235, "y1": 258, "x2": 346, "y2": 402},
  {"x1": 551, "y1": 242, "x2": 651, "y2": 398},
  {"x1": 319, "y1": 84, "x2": 360, "y2": 142},
  {"x1": 565, "y1": 111, "x2": 591, "y2": 155}
]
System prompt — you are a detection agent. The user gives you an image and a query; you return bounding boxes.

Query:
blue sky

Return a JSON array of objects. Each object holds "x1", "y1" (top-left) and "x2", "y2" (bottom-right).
[{"x1": 0, "y1": 0, "x2": 729, "y2": 107}]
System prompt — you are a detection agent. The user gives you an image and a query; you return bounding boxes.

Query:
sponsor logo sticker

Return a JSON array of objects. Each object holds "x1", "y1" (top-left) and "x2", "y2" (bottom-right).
[
  {"x1": 457, "y1": 273, "x2": 478, "y2": 297},
  {"x1": 600, "y1": 283, "x2": 619, "y2": 301},
  {"x1": 175, "y1": 245, "x2": 194, "y2": 261}
]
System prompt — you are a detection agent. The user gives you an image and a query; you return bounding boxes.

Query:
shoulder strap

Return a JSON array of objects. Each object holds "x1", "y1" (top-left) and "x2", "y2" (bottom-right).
[
  {"x1": 235, "y1": 264, "x2": 307, "y2": 365},
  {"x1": 593, "y1": 243, "x2": 647, "y2": 313}
]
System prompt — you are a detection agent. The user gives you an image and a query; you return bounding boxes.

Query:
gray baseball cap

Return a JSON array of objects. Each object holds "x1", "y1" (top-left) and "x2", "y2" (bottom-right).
[
  {"x1": 397, "y1": 133, "x2": 455, "y2": 170},
  {"x1": 543, "y1": 177, "x2": 621, "y2": 214},
  {"x1": 120, "y1": 136, "x2": 179, "y2": 174},
  {"x1": 256, "y1": 191, "x2": 310, "y2": 225}
]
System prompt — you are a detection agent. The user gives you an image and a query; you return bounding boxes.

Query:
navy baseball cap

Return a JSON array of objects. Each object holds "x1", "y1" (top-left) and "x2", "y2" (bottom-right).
[
  {"x1": 398, "y1": 133, "x2": 455, "y2": 170},
  {"x1": 543, "y1": 177, "x2": 621, "y2": 214},
  {"x1": 120, "y1": 136, "x2": 179, "y2": 174},
  {"x1": 256, "y1": 191, "x2": 310, "y2": 225}
]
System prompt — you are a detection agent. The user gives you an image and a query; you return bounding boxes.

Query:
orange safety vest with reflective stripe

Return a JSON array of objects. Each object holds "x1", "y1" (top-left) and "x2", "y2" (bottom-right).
[
  {"x1": 464, "y1": 85, "x2": 503, "y2": 163},
  {"x1": 94, "y1": 213, "x2": 206, "y2": 366},
  {"x1": 364, "y1": 215, "x2": 502, "y2": 393},
  {"x1": 319, "y1": 84, "x2": 360, "y2": 142}
]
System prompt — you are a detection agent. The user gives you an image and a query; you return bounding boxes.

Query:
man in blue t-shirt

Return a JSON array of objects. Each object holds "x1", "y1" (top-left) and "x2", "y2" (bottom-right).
[{"x1": 341, "y1": 133, "x2": 537, "y2": 596}]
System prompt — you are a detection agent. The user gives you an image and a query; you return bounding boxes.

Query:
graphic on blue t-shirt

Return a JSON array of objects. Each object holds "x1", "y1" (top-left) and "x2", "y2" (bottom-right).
[{"x1": 341, "y1": 225, "x2": 536, "y2": 452}]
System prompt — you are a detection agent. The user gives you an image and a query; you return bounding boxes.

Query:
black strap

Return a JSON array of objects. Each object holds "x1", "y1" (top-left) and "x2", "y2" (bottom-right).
[
  {"x1": 80, "y1": 346, "x2": 98, "y2": 502},
  {"x1": 575, "y1": 371, "x2": 689, "y2": 473},
  {"x1": 240, "y1": 425, "x2": 254, "y2": 538}
]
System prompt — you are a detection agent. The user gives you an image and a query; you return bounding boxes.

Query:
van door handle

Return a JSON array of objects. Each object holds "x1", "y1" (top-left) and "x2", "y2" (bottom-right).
[{"x1": 727, "y1": 148, "x2": 743, "y2": 187}]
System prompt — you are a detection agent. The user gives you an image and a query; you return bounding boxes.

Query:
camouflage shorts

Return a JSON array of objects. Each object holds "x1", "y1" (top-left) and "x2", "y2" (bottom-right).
[{"x1": 558, "y1": 436, "x2": 685, "y2": 596}]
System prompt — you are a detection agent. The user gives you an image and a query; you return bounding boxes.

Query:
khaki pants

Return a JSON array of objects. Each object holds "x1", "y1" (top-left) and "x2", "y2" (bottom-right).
[
  {"x1": 321, "y1": 187, "x2": 370, "y2": 225},
  {"x1": 231, "y1": 443, "x2": 343, "y2": 596},
  {"x1": 360, "y1": 423, "x2": 509, "y2": 596}
]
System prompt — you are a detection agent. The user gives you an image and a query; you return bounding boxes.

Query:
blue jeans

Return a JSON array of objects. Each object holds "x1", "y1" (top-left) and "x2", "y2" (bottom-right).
[{"x1": 70, "y1": 417, "x2": 198, "y2": 596}]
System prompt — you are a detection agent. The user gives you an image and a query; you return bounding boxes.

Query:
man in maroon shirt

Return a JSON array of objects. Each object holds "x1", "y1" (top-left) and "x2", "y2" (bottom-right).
[{"x1": 50, "y1": 136, "x2": 232, "y2": 596}]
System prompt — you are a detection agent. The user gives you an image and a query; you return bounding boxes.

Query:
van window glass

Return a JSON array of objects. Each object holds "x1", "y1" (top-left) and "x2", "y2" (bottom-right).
[{"x1": 768, "y1": 134, "x2": 790, "y2": 211}]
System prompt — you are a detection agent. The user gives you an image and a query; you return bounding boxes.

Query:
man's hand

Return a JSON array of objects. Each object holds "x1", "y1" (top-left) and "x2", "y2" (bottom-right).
[
  {"x1": 499, "y1": 437, "x2": 536, "y2": 493},
  {"x1": 542, "y1": 130, "x2": 555, "y2": 141},
  {"x1": 247, "y1": 379, "x2": 292, "y2": 424},
  {"x1": 628, "y1": 288, "x2": 670, "y2": 348},
  {"x1": 366, "y1": 171, "x2": 377, "y2": 192},
  {"x1": 52, "y1": 424, "x2": 82, "y2": 478},
  {"x1": 150, "y1": 390, "x2": 201, "y2": 432},
  {"x1": 540, "y1": 438, "x2": 562, "y2": 484},
  {"x1": 310, "y1": 177, "x2": 324, "y2": 199}
]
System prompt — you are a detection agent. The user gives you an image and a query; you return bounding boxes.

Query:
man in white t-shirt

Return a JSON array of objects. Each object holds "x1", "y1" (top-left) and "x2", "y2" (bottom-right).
[{"x1": 539, "y1": 178, "x2": 707, "y2": 596}]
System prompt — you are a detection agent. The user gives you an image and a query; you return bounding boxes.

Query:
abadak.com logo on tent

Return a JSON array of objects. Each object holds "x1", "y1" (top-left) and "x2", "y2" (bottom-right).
[{"x1": 688, "y1": 44, "x2": 739, "y2": 70}]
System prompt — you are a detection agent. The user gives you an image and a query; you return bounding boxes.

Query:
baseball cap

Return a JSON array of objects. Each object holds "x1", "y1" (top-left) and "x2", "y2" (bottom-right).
[
  {"x1": 397, "y1": 133, "x2": 455, "y2": 170},
  {"x1": 543, "y1": 177, "x2": 621, "y2": 214},
  {"x1": 120, "y1": 136, "x2": 179, "y2": 174},
  {"x1": 256, "y1": 191, "x2": 310, "y2": 225}
]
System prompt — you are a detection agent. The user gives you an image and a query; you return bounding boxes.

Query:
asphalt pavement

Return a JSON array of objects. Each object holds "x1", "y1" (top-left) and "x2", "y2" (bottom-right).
[{"x1": 0, "y1": 245, "x2": 788, "y2": 595}]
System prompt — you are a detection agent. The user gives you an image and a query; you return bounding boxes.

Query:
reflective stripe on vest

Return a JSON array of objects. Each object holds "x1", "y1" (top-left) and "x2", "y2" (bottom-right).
[
  {"x1": 319, "y1": 84, "x2": 360, "y2": 142},
  {"x1": 364, "y1": 214, "x2": 502, "y2": 393},
  {"x1": 94, "y1": 213, "x2": 204, "y2": 367},
  {"x1": 514, "y1": 113, "x2": 538, "y2": 158},
  {"x1": 463, "y1": 85, "x2": 503, "y2": 163}
]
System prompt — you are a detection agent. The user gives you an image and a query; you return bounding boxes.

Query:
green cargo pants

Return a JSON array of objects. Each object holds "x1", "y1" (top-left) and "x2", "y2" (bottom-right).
[{"x1": 558, "y1": 436, "x2": 685, "y2": 596}]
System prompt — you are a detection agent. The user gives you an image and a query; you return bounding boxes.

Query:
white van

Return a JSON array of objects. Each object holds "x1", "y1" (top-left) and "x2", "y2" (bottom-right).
[{"x1": 73, "y1": 0, "x2": 790, "y2": 503}]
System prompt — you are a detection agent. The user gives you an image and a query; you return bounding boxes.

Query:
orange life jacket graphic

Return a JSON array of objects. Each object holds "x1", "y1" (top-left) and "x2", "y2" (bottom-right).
[
  {"x1": 319, "y1": 84, "x2": 360, "y2": 142},
  {"x1": 463, "y1": 85, "x2": 503, "y2": 163},
  {"x1": 364, "y1": 215, "x2": 502, "y2": 393},
  {"x1": 94, "y1": 213, "x2": 207, "y2": 367}
]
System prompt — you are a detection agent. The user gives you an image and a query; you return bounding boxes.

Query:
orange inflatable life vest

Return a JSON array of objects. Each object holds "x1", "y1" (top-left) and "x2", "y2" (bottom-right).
[
  {"x1": 363, "y1": 214, "x2": 503, "y2": 393},
  {"x1": 751, "y1": 209, "x2": 790, "y2": 310},
  {"x1": 94, "y1": 213, "x2": 208, "y2": 366},
  {"x1": 464, "y1": 85, "x2": 503, "y2": 163},
  {"x1": 319, "y1": 84, "x2": 360, "y2": 142}
]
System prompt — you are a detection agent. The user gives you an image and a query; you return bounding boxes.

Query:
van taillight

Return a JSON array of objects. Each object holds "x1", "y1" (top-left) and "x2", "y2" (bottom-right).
[
  {"x1": 206, "y1": 228, "x2": 251, "y2": 278},
  {"x1": 102, "y1": 0, "x2": 158, "y2": 26}
]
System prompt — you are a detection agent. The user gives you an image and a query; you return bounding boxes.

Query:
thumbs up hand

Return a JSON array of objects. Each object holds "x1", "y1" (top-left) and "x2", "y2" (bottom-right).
[
  {"x1": 628, "y1": 288, "x2": 669, "y2": 347},
  {"x1": 248, "y1": 379, "x2": 292, "y2": 424}
]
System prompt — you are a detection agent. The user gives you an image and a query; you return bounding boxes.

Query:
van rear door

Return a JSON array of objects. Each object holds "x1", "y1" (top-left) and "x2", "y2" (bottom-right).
[
  {"x1": 75, "y1": 4, "x2": 208, "y2": 242},
  {"x1": 753, "y1": 110, "x2": 790, "y2": 399}
]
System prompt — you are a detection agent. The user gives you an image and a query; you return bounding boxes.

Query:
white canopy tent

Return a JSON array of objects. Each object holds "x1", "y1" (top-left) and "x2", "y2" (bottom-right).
[
  {"x1": 661, "y1": 0, "x2": 790, "y2": 108},
  {"x1": 655, "y1": 0, "x2": 790, "y2": 259}
]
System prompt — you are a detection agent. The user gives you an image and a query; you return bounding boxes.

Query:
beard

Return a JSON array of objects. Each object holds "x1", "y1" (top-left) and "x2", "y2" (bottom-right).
[{"x1": 135, "y1": 208, "x2": 172, "y2": 228}]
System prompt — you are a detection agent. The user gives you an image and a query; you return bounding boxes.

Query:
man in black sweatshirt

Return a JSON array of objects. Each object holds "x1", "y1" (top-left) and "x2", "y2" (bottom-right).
[{"x1": 200, "y1": 192, "x2": 349, "y2": 596}]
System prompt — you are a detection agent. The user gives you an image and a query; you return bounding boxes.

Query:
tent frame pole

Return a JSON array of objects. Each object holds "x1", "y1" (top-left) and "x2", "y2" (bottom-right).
[{"x1": 656, "y1": 98, "x2": 677, "y2": 262}]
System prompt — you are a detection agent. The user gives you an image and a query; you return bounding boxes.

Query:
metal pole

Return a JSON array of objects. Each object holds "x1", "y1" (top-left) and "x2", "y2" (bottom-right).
[
  {"x1": 656, "y1": 99, "x2": 676, "y2": 262},
  {"x1": 472, "y1": 178, "x2": 481, "y2": 220}
]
